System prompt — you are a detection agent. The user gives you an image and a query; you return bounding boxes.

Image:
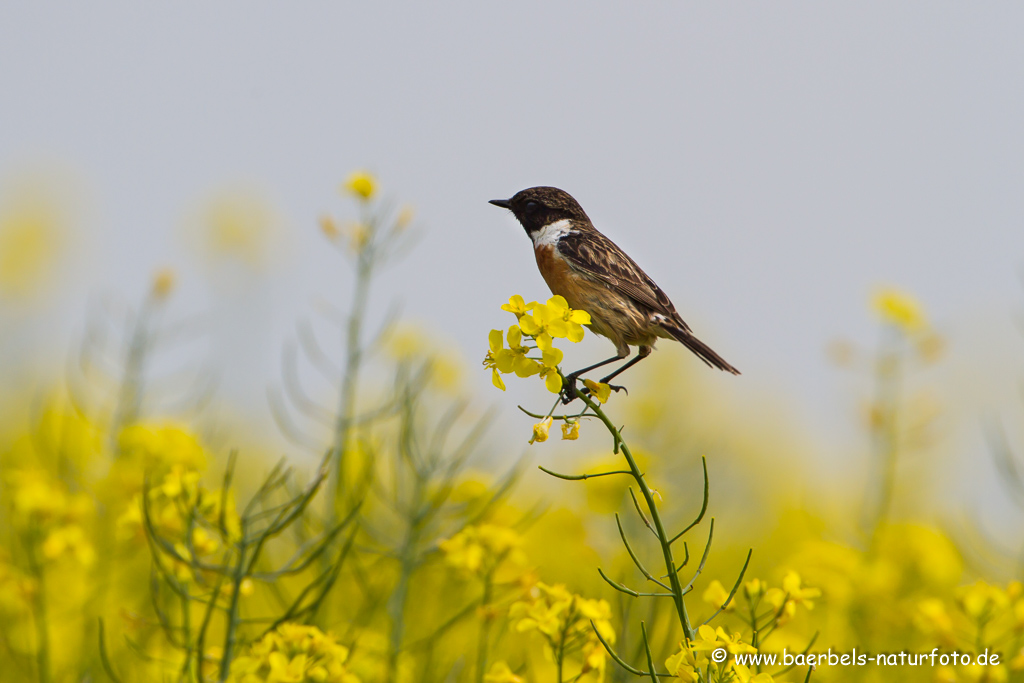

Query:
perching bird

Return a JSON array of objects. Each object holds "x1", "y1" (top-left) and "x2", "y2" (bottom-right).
[{"x1": 489, "y1": 186, "x2": 739, "y2": 400}]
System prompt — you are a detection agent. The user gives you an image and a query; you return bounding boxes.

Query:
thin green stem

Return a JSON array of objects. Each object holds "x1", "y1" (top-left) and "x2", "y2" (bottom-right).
[
  {"x1": 475, "y1": 572, "x2": 495, "y2": 683},
  {"x1": 568, "y1": 381, "x2": 696, "y2": 642}
]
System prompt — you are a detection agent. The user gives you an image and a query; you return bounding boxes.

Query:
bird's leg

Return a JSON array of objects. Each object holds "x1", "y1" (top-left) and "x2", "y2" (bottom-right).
[
  {"x1": 560, "y1": 350, "x2": 629, "y2": 404},
  {"x1": 596, "y1": 345, "x2": 653, "y2": 390}
]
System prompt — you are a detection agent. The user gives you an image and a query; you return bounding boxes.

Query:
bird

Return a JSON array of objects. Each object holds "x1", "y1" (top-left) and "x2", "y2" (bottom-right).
[{"x1": 489, "y1": 186, "x2": 739, "y2": 401}]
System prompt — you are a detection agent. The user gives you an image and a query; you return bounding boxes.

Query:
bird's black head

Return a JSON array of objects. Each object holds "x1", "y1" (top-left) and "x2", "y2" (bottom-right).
[{"x1": 489, "y1": 186, "x2": 591, "y2": 236}]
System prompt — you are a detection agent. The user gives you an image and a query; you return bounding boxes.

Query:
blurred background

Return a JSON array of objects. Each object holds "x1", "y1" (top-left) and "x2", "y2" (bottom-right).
[{"x1": 2, "y1": 4, "x2": 1024, "y2": 682}]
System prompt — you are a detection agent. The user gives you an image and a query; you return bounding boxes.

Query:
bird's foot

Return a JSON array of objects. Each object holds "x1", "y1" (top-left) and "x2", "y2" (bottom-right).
[{"x1": 559, "y1": 374, "x2": 581, "y2": 405}]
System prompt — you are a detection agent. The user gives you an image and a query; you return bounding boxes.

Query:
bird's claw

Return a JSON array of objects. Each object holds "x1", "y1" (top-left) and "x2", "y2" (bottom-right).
[{"x1": 560, "y1": 375, "x2": 581, "y2": 405}]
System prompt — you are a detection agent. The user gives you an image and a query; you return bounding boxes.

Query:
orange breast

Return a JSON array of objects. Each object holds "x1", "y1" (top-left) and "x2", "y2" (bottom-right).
[{"x1": 534, "y1": 245, "x2": 586, "y2": 307}]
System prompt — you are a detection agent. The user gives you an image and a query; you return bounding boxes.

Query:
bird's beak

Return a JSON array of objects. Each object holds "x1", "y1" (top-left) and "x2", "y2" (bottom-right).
[{"x1": 488, "y1": 198, "x2": 512, "y2": 209}]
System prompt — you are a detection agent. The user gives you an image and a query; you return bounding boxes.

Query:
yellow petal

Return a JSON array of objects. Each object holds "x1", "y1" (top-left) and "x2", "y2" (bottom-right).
[
  {"x1": 507, "y1": 324, "x2": 523, "y2": 348},
  {"x1": 561, "y1": 422, "x2": 579, "y2": 440},
  {"x1": 491, "y1": 369, "x2": 506, "y2": 391},
  {"x1": 489, "y1": 329, "x2": 504, "y2": 354},
  {"x1": 501, "y1": 294, "x2": 528, "y2": 315},
  {"x1": 542, "y1": 347, "x2": 563, "y2": 368},
  {"x1": 514, "y1": 357, "x2": 542, "y2": 378},
  {"x1": 535, "y1": 333, "x2": 553, "y2": 351},
  {"x1": 544, "y1": 371, "x2": 563, "y2": 394},
  {"x1": 546, "y1": 318, "x2": 569, "y2": 338},
  {"x1": 547, "y1": 295, "x2": 569, "y2": 311},
  {"x1": 583, "y1": 379, "x2": 611, "y2": 403},
  {"x1": 569, "y1": 309, "x2": 591, "y2": 325},
  {"x1": 567, "y1": 323, "x2": 585, "y2": 343},
  {"x1": 519, "y1": 314, "x2": 542, "y2": 336}
]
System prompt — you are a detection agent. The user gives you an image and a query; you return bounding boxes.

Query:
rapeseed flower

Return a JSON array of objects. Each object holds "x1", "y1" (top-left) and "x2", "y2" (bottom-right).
[
  {"x1": 529, "y1": 418, "x2": 553, "y2": 444},
  {"x1": 344, "y1": 171, "x2": 376, "y2": 201},
  {"x1": 229, "y1": 622, "x2": 360, "y2": 683},
  {"x1": 872, "y1": 287, "x2": 926, "y2": 333},
  {"x1": 439, "y1": 524, "x2": 525, "y2": 576}
]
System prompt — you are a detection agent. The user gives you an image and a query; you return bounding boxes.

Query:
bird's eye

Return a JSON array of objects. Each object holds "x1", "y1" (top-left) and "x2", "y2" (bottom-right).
[{"x1": 525, "y1": 201, "x2": 539, "y2": 214}]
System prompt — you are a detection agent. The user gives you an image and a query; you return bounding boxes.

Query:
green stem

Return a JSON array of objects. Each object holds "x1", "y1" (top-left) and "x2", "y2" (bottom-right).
[
  {"x1": 218, "y1": 531, "x2": 248, "y2": 683},
  {"x1": 386, "y1": 477, "x2": 426, "y2": 680},
  {"x1": 867, "y1": 327, "x2": 903, "y2": 543},
  {"x1": 475, "y1": 573, "x2": 495, "y2": 683},
  {"x1": 332, "y1": 246, "x2": 373, "y2": 515},
  {"x1": 570, "y1": 383, "x2": 696, "y2": 642},
  {"x1": 27, "y1": 545, "x2": 51, "y2": 683}
]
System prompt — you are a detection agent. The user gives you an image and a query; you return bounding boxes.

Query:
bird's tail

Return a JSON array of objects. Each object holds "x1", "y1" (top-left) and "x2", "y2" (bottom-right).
[{"x1": 662, "y1": 323, "x2": 741, "y2": 375}]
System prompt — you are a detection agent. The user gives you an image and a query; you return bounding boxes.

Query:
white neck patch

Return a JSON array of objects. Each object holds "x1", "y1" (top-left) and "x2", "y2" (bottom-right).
[{"x1": 531, "y1": 218, "x2": 572, "y2": 247}]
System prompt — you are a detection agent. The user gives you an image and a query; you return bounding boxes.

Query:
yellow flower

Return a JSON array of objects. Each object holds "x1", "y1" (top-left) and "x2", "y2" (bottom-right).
[
  {"x1": 957, "y1": 581, "x2": 1009, "y2": 620},
  {"x1": 519, "y1": 296, "x2": 590, "y2": 342},
  {"x1": 483, "y1": 326, "x2": 544, "y2": 390},
  {"x1": 0, "y1": 183, "x2": 66, "y2": 299},
  {"x1": 229, "y1": 623, "x2": 359, "y2": 683},
  {"x1": 117, "y1": 423, "x2": 207, "y2": 472},
  {"x1": 583, "y1": 379, "x2": 611, "y2": 404},
  {"x1": 915, "y1": 598, "x2": 953, "y2": 636},
  {"x1": 781, "y1": 570, "x2": 821, "y2": 609},
  {"x1": 501, "y1": 294, "x2": 533, "y2": 318},
  {"x1": 872, "y1": 287, "x2": 926, "y2": 333},
  {"x1": 484, "y1": 661, "x2": 525, "y2": 683},
  {"x1": 41, "y1": 524, "x2": 95, "y2": 565},
  {"x1": 529, "y1": 418, "x2": 553, "y2": 444},
  {"x1": 665, "y1": 643, "x2": 700, "y2": 683},
  {"x1": 538, "y1": 347, "x2": 563, "y2": 393},
  {"x1": 439, "y1": 524, "x2": 524, "y2": 575},
  {"x1": 196, "y1": 190, "x2": 281, "y2": 268},
  {"x1": 151, "y1": 267, "x2": 176, "y2": 299},
  {"x1": 561, "y1": 421, "x2": 580, "y2": 440},
  {"x1": 702, "y1": 579, "x2": 734, "y2": 611},
  {"x1": 744, "y1": 578, "x2": 766, "y2": 600},
  {"x1": 344, "y1": 171, "x2": 376, "y2": 200},
  {"x1": 320, "y1": 215, "x2": 341, "y2": 240}
]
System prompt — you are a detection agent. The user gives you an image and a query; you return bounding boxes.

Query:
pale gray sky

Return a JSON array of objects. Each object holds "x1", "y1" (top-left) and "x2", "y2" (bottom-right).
[{"x1": 2, "y1": 3, "x2": 1024, "y2": 498}]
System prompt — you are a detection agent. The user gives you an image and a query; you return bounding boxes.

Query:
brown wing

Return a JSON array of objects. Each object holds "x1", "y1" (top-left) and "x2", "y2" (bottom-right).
[{"x1": 557, "y1": 228, "x2": 692, "y2": 333}]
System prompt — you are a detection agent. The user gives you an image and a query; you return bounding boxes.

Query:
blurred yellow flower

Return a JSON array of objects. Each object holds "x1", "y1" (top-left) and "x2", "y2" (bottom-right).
[
  {"x1": 872, "y1": 287, "x2": 926, "y2": 333},
  {"x1": 529, "y1": 418, "x2": 552, "y2": 444},
  {"x1": 483, "y1": 661, "x2": 524, "y2": 683},
  {"x1": 229, "y1": 623, "x2": 360, "y2": 683},
  {"x1": 192, "y1": 189, "x2": 282, "y2": 269},
  {"x1": 320, "y1": 215, "x2": 341, "y2": 241},
  {"x1": 957, "y1": 581, "x2": 1009, "y2": 621},
  {"x1": 0, "y1": 185, "x2": 67, "y2": 299},
  {"x1": 439, "y1": 524, "x2": 525, "y2": 576},
  {"x1": 763, "y1": 571, "x2": 820, "y2": 626},
  {"x1": 40, "y1": 525, "x2": 95, "y2": 566},
  {"x1": 151, "y1": 267, "x2": 176, "y2": 299},
  {"x1": 395, "y1": 205, "x2": 415, "y2": 230},
  {"x1": 702, "y1": 579, "x2": 734, "y2": 612},
  {"x1": 117, "y1": 422, "x2": 207, "y2": 472},
  {"x1": 344, "y1": 171, "x2": 376, "y2": 201}
]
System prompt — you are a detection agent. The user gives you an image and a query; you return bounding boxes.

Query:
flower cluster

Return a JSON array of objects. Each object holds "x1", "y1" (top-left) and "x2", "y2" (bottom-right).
[
  {"x1": 118, "y1": 463, "x2": 241, "y2": 583},
  {"x1": 483, "y1": 295, "x2": 590, "y2": 394},
  {"x1": 229, "y1": 623, "x2": 361, "y2": 683},
  {"x1": 916, "y1": 580, "x2": 1024, "y2": 675},
  {"x1": 439, "y1": 523, "x2": 525, "y2": 577},
  {"x1": 509, "y1": 581, "x2": 615, "y2": 679},
  {"x1": 5, "y1": 469, "x2": 95, "y2": 566},
  {"x1": 665, "y1": 625, "x2": 767, "y2": 683}
]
